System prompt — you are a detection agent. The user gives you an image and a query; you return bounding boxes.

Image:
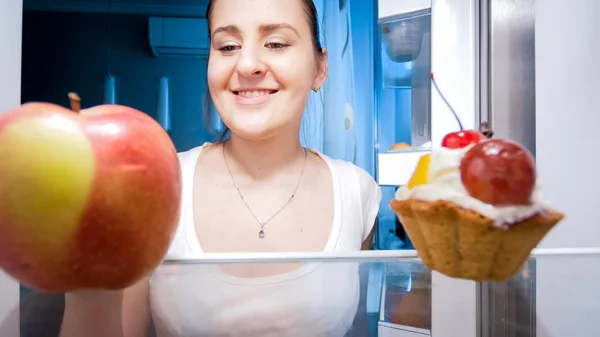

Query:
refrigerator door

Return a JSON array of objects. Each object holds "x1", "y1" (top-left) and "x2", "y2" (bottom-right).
[
  {"x1": 375, "y1": 1, "x2": 481, "y2": 337},
  {"x1": 487, "y1": 0, "x2": 537, "y2": 155},
  {"x1": 378, "y1": 0, "x2": 431, "y2": 20},
  {"x1": 376, "y1": 0, "x2": 481, "y2": 187},
  {"x1": 479, "y1": 1, "x2": 537, "y2": 336}
]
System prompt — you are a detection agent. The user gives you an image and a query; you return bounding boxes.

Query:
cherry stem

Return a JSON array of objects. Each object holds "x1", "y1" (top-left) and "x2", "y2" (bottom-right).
[
  {"x1": 68, "y1": 92, "x2": 81, "y2": 113},
  {"x1": 430, "y1": 72, "x2": 463, "y2": 130}
]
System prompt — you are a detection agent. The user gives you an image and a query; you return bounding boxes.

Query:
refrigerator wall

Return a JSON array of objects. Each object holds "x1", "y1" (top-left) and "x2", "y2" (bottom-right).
[{"x1": 0, "y1": 1, "x2": 22, "y2": 335}]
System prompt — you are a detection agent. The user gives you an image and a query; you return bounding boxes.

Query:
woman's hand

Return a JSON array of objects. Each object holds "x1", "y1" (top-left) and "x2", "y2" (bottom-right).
[
  {"x1": 61, "y1": 289, "x2": 126, "y2": 337},
  {"x1": 60, "y1": 278, "x2": 151, "y2": 337}
]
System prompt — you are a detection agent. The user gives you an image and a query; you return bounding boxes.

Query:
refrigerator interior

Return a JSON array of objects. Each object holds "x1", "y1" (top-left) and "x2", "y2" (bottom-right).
[
  {"x1": 20, "y1": 0, "x2": 389, "y2": 247},
  {"x1": 17, "y1": 0, "x2": 433, "y2": 335},
  {"x1": 374, "y1": 11, "x2": 432, "y2": 251},
  {"x1": 7, "y1": 0, "x2": 593, "y2": 336}
]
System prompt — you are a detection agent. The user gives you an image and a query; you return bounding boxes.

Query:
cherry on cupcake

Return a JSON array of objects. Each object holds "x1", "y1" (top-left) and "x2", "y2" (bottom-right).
[{"x1": 430, "y1": 73, "x2": 487, "y2": 149}]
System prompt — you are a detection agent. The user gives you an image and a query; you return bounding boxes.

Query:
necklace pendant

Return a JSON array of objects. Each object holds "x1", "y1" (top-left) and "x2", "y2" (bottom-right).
[{"x1": 258, "y1": 230, "x2": 265, "y2": 238}]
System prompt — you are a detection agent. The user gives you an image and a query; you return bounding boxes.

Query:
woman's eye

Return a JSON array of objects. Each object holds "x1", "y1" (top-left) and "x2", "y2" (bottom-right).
[
  {"x1": 266, "y1": 42, "x2": 289, "y2": 50},
  {"x1": 219, "y1": 45, "x2": 239, "y2": 53}
]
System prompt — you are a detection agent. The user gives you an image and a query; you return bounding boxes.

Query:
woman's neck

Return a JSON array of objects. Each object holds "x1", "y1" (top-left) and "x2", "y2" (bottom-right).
[{"x1": 224, "y1": 133, "x2": 306, "y2": 179}]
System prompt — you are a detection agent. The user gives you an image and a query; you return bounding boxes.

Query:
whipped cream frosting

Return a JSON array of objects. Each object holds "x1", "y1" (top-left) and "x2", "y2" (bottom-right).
[{"x1": 395, "y1": 146, "x2": 549, "y2": 228}]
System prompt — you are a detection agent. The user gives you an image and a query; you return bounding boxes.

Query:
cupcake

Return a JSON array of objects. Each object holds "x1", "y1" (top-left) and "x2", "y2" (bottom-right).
[{"x1": 390, "y1": 74, "x2": 565, "y2": 282}]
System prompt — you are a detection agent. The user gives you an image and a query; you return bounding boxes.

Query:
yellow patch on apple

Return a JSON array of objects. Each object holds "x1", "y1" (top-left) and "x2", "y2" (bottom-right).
[{"x1": 0, "y1": 115, "x2": 94, "y2": 256}]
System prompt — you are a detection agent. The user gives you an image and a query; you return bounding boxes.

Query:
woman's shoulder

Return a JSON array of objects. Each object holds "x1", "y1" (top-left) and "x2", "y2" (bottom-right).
[
  {"x1": 312, "y1": 150, "x2": 381, "y2": 207},
  {"x1": 177, "y1": 142, "x2": 213, "y2": 163},
  {"x1": 313, "y1": 151, "x2": 382, "y2": 238},
  {"x1": 313, "y1": 150, "x2": 377, "y2": 187},
  {"x1": 178, "y1": 143, "x2": 211, "y2": 154}
]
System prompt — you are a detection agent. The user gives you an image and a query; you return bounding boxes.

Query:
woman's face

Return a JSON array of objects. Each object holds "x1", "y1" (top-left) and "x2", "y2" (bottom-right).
[{"x1": 207, "y1": 0, "x2": 327, "y2": 141}]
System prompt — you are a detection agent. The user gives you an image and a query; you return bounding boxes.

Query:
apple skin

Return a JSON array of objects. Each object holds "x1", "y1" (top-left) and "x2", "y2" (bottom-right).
[
  {"x1": 460, "y1": 139, "x2": 536, "y2": 206},
  {"x1": 0, "y1": 101, "x2": 182, "y2": 292}
]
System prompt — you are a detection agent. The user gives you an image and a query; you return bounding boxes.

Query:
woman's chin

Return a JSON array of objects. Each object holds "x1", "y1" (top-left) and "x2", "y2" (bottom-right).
[
  {"x1": 227, "y1": 125, "x2": 279, "y2": 142},
  {"x1": 223, "y1": 113, "x2": 299, "y2": 142}
]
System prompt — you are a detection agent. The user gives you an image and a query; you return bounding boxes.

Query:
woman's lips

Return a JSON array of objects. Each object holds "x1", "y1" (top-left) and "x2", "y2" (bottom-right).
[{"x1": 232, "y1": 89, "x2": 278, "y2": 105}]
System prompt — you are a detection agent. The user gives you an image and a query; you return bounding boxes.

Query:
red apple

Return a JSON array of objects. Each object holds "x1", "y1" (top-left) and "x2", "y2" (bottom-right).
[
  {"x1": 0, "y1": 94, "x2": 182, "y2": 292},
  {"x1": 460, "y1": 139, "x2": 536, "y2": 206}
]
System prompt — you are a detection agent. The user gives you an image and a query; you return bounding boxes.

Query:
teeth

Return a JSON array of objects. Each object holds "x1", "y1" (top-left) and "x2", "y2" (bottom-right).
[{"x1": 238, "y1": 90, "x2": 271, "y2": 98}]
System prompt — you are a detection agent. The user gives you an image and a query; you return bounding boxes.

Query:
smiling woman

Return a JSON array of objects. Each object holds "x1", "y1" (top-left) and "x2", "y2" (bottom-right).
[
  {"x1": 205, "y1": 0, "x2": 326, "y2": 142},
  {"x1": 58, "y1": 0, "x2": 382, "y2": 336}
]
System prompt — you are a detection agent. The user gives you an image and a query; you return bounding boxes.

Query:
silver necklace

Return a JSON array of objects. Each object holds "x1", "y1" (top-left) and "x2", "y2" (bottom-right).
[{"x1": 222, "y1": 143, "x2": 308, "y2": 238}]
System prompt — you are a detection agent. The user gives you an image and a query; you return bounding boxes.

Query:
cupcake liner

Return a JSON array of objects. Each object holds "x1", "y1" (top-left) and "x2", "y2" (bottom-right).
[{"x1": 390, "y1": 198, "x2": 564, "y2": 282}]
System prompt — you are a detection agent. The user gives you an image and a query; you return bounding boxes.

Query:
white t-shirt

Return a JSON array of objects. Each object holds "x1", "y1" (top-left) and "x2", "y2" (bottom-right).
[{"x1": 149, "y1": 144, "x2": 382, "y2": 337}]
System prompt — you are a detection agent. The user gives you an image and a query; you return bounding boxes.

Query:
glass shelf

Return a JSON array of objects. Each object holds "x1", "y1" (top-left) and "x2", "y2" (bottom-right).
[{"x1": 13, "y1": 249, "x2": 600, "y2": 337}]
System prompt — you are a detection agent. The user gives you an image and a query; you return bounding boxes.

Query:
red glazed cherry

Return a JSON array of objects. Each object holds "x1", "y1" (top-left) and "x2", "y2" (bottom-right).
[
  {"x1": 442, "y1": 130, "x2": 487, "y2": 149},
  {"x1": 460, "y1": 139, "x2": 536, "y2": 206},
  {"x1": 431, "y1": 73, "x2": 488, "y2": 149}
]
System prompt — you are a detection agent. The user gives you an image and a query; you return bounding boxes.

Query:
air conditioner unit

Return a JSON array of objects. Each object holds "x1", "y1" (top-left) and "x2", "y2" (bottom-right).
[{"x1": 149, "y1": 17, "x2": 210, "y2": 58}]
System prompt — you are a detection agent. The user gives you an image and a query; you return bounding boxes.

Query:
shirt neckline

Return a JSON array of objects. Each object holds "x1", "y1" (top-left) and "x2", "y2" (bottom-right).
[
  {"x1": 184, "y1": 143, "x2": 341, "y2": 254},
  {"x1": 178, "y1": 143, "x2": 342, "y2": 285}
]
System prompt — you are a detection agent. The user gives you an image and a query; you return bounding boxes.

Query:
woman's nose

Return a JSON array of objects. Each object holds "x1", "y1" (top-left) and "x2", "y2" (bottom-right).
[{"x1": 236, "y1": 47, "x2": 267, "y2": 77}]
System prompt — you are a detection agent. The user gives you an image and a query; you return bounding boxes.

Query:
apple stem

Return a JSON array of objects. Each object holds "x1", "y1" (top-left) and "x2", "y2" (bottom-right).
[
  {"x1": 430, "y1": 72, "x2": 463, "y2": 130},
  {"x1": 68, "y1": 92, "x2": 81, "y2": 113}
]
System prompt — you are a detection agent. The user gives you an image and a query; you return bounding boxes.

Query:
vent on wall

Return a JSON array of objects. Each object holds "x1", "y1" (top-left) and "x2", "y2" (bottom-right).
[{"x1": 149, "y1": 17, "x2": 209, "y2": 58}]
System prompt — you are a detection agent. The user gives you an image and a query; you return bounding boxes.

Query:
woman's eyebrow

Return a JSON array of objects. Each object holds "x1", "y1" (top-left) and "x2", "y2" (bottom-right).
[
  {"x1": 212, "y1": 25, "x2": 240, "y2": 39},
  {"x1": 259, "y1": 23, "x2": 300, "y2": 37},
  {"x1": 212, "y1": 23, "x2": 300, "y2": 39}
]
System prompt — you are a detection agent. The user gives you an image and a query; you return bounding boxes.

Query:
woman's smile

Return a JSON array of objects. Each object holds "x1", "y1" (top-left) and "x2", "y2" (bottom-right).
[{"x1": 232, "y1": 88, "x2": 279, "y2": 105}]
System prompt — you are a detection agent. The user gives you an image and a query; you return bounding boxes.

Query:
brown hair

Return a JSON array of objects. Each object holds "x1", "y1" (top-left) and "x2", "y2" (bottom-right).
[{"x1": 203, "y1": 0, "x2": 324, "y2": 142}]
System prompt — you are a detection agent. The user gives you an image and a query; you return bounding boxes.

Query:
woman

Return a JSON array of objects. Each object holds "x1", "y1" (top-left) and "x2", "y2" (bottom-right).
[{"x1": 60, "y1": 0, "x2": 381, "y2": 336}]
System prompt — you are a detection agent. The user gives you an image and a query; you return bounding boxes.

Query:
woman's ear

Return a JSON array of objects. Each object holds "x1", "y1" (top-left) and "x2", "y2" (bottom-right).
[{"x1": 314, "y1": 48, "x2": 328, "y2": 90}]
